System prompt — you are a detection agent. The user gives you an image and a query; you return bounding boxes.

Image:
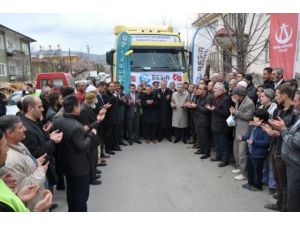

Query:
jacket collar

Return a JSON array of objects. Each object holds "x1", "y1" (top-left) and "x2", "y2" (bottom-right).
[{"x1": 8, "y1": 142, "x2": 31, "y2": 156}]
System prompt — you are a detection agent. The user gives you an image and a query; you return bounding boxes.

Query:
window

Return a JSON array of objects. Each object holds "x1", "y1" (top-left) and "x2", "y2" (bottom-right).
[
  {"x1": 9, "y1": 65, "x2": 16, "y2": 75},
  {"x1": 41, "y1": 79, "x2": 49, "y2": 87},
  {"x1": 6, "y1": 39, "x2": 15, "y2": 51},
  {"x1": 0, "y1": 35, "x2": 4, "y2": 49},
  {"x1": 24, "y1": 66, "x2": 30, "y2": 76},
  {"x1": 0, "y1": 63, "x2": 7, "y2": 76},
  {"x1": 53, "y1": 79, "x2": 63, "y2": 88},
  {"x1": 21, "y1": 43, "x2": 29, "y2": 55}
]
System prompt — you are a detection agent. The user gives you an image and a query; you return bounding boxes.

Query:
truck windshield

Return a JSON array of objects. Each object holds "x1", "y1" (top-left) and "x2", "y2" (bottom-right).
[{"x1": 131, "y1": 49, "x2": 186, "y2": 72}]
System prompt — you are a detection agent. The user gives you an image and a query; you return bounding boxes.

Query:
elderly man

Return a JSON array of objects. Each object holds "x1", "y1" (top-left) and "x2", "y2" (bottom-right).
[
  {"x1": 171, "y1": 83, "x2": 189, "y2": 144},
  {"x1": 206, "y1": 82, "x2": 231, "y2": 167},
  {"x1": 0, "y1": 129, "x2": 52, "y2": 212},
  {"x1": 272, "y1": 67, "x2": 285, "y2": 89},
  {"x1": 230, "y1": 86, "x2": 255, "y2": 180},
  {"x1": 0, "y1": 115, "x2": 49, "y2": 211}
]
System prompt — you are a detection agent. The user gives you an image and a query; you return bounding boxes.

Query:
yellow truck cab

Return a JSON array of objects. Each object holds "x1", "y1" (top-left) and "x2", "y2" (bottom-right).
[{"x1": 106, "y1": 25, "x2": 189, "y2": 89}]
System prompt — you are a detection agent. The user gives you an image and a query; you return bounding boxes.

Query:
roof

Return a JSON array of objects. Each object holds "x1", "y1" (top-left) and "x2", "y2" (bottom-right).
[{"x1": 0, "y1": 24, "x2": 36, "y2": 42}]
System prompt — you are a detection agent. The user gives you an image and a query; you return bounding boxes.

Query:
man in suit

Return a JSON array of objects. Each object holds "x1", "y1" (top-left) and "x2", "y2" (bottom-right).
[
  {"x1": 157, "y1": 80, "x2": 173, "y2": 142},
  {"x1": 206, "y1": 82, "x2": 231, "y2": 167},
  {"x1": 104, "y1": 82, "x2": 122, "y2": 154},
  {"x1": 126, "y1": 84, "x2": 142, "y2": 145},
  {"x1": 21, "y1": 96, "x2": 63, "y2": 210},
  {"x1": 272, "y1": 67, "x2": 285, "y2": 89},
  {"x1": 230, "y1": 86, "x2": 255, "y2": 180}
]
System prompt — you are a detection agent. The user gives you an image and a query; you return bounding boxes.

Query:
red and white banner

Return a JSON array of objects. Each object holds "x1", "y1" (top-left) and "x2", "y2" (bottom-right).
[{"x1": 270, "y1": 13, "x2": 299, "y2": 80}]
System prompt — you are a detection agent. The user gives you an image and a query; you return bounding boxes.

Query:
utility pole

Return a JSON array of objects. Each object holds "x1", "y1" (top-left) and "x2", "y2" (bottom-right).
[
  {"x1": 69, "y1": 48, "x2": 72, "y2": 73},
  {"x1": 86, "y1": 45, "x2": 90, "y2": 76}
]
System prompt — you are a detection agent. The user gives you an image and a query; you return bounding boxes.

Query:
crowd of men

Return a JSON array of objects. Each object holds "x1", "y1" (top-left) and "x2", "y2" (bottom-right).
[{"x1": 0, "y1": 66, "x2": 299, "y2": 212}]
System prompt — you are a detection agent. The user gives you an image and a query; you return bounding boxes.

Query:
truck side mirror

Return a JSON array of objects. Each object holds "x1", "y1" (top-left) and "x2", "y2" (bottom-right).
[{"x1": 106, "y1": 50, "x2": 115, "y2": 65}]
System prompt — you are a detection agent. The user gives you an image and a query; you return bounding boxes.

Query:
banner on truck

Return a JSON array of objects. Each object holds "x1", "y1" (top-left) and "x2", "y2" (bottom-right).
[
  {"x1": 270, "y1": 13, "x2": 299, "y2": 80},
  {"x1": 191, "y1": 26, "x2": 215, "y2": 84},
  {"x1": 130, "y1": 71, "x2": 184, "y2": 87},
  {"x1": 116, "y1": 32, "x2": 131, "y2": 93}
]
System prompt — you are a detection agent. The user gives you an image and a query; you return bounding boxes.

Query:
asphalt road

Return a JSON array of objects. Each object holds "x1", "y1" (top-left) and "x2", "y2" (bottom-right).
[{"x1": 53, "y1": 140, "x2": 273, "y2": 212}]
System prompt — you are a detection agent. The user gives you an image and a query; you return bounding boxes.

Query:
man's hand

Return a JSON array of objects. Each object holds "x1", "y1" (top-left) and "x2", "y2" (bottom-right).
[
  {"x1": 50, "y1": 130, "x2": 63, "y2": 143},
  {"x1": 265, "y1": 128, "x2": 281, "y2": 137},
  {"x1": 99, "y1": 108, "x2": 107, "y2": 116},
  {"x1": 230, "y1": 106, "x2": 236, "y2": 114},
  {"x1": 237, "y1": 135, "x2": 242, "y2": 141},
  {"x1": 33, "y1": 190, "x2": 53, "y2": 212},
  {"x1": 103, "y1": 103, "x2": 112, "y2": 109},
  {"x1": 43, "y1": 122, "x2": 53, "y2": 133},
  {"x1": 97, "y1": 114, "x2": 105, "y2": 123},
  {"x1": 190, "y1": 103, "x2": 197, "y2": 108},
  {"x1": 91, "y1": 128, "x2": 97, "y2": 135},
  {"x1": 36, "y1": 153, "x2": 47, "y2": 167},
  {"x1": 205, "y1": 104, "x2": 215, "y2": 111},
  {"x1": 2, "y1": 173, "x2": 17, "y2": 192},
  {"x1": 269, "y1": 117, "x2": 287, "y2": 132},
  {"x1": 17, "y1": 184, "x2": 39, "y2": 203},
  {"x1": 247, "y1": 139, "x2": 253, "y2": 145}
]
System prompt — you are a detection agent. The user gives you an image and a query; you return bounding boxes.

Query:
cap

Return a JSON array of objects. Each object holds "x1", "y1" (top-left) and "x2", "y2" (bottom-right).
[
  {"x1": 232, "y1": 86, "x2": 247, "y2": 96},
  {"x1": 86, "y1": 85, "x2": 97, "y2": 93}
]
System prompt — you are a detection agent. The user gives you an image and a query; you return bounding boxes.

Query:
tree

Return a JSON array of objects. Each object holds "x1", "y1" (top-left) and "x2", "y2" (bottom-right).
[
  {"x1": 96, "y1": 63, "x2": 105, "y2": 73},
  {"x1": 204, "y1": 13, "x2": 270, "y2": 73}
]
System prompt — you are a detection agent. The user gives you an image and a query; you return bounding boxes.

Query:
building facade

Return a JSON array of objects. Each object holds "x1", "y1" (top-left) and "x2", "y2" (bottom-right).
[
  {"x1": 192, "y1": 13, "x2": 300, "y2": 82},
  {"x1": 0, "y1": 24, "x2": 35, "y2": 82}
]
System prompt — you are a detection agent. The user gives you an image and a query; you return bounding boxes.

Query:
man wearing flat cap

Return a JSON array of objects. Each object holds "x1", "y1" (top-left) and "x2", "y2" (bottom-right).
[{"x1": 230, "y1": 86, "x2": 255, "y2": 181}]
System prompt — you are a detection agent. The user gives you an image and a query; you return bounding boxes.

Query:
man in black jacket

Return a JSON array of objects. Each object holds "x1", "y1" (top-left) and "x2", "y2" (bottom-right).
[
  {"x1": 262, "y1": 67, "x2": 275, "y2": 89},
  {"x1": 206, "y1": 82, "x2": 231, "y2": 167},
  {"x1": 190, "y1": 84, "x2": 212, "y2": 159},
  {"x1": 21, "y1": 96, "x2": 62, "y2": 190},
  {"x1": 53, "y1": 95, "x2": 97, "y2": 212}
]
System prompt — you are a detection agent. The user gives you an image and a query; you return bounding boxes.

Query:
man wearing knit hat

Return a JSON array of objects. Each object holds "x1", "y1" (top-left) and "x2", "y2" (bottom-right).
[
  {"x1": 230, "y1": 85, "x2": 255, "y2": 181},
  {"x1": 79, "y1": 86, "x2": 106, "y2": 185},
  {"x1": 244, "y1": 74, "x2": 257, "y2": 103}
]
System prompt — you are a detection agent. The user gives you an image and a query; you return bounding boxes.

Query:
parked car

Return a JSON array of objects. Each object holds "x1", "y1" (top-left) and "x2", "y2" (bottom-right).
[
  {"x1": 36, "y1": 72, "x2": 75, "y2": 93},
  {"x1": 5, "y1": 91, "x2": 22, "y2": 115}
]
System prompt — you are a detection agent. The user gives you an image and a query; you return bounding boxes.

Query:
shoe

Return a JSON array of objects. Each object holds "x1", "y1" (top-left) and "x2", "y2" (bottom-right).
[
  {"x1": 210, "y1": 157, "x2": 221, "y2": 162},
  {"x1": 49, "y1": 203, "x2": 58, "y2": 212},
  {"x1": 194, "y1": 150, "x2": 203, "y2": 155},
  {"x1": 134, "y1": 140, "x2": 142, "y2": 144},
  {"x1": 96, "y1": 169, "x2": 101, "y2": 174},
  {"x1": 56, "y1": 185, "x2": 65, "y2": 190},
  {"x1": 102, "y1": 154, "x2": 110, "y2": 159},
  {"x1": 107, "y1": 151, "x2": 116, "y2": 155},
  {"x1": 268, "y1": 188, "x2": 276, "y2": 195},
  {"x1": 173, "y1": 139, "x2": 180, "y2": 143},
  {"x1": 158, "y1": 139, "x2": 162, "y2": 142},
  {"x1": 167, "y1": 138, "x2": 172, "y2": 142},
  {"x1": 98, "y1": 162, "x2": 107, "y2": 167},
  {"x1": 232, "y1": 168, "x2": 241, "y2": 174},
  {"x1": 129, "y1": 141, "x2": 133, "y2": 145},
  {"x1": 119, "y1": 142, "x2": 128, "y2": 146},
  {"x1": 273, "y1": 193, "x2": 278, "y2": 200},
  {"x1": 192, "y1": 145, "x2": 200, "y2": 149},
  {"x1": 90, "y1": 180, "x2": 102, "y2": 185},
  {"x1": 182, "y1": 139, "x2": 187, "y2": 144},
  {"x1": 146, "y1": 139, "x2": 150, "y2": 144},
  {"x1": 200, "y1": 154, "x2": 210, "y2": 159},
  {"x1": 188, "y1": 141, "x2": 195, "y2": 144},
  {"x1": 96, "y1": 174, "x2": 101, "y2": 179},
  {"x1": 264, "y1": 203, "x2": 282, "y2": 212},
  {"x1": 114, "y1": 147, "x2": 122, "y2": 151},
  {"x1": 218, "y1": 161, "x2": 229, "y2": 167},
  {"x1": 153, "y1": 140, "x2": 157, "y2": 144},
  {"x1": 234, "y1": 174, "x2": 247, "y2": 181}
]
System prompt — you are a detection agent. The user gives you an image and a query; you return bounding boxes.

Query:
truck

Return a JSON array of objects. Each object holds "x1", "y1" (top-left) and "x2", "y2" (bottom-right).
[{"x1": 106, "y1": 25, "x2": 190, "y2": 91}]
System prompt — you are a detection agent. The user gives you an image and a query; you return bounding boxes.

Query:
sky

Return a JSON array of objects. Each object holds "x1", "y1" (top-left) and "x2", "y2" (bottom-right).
[{"x1": 0, "y1": 13, "x2": 197, "y2": 55}]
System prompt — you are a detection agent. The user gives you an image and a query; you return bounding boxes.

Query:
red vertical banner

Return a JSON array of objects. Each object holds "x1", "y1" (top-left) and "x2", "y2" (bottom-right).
[{"x1": 270, "y1": 13, "x2": 299, "y2": 80}]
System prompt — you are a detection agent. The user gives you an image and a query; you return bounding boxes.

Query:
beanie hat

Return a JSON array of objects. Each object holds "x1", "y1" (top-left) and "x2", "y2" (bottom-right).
[
  {"x1": 86, "y1": 85, "x2": 97, "y2": 93},
  {"x1": 232, "y1": 86, "x2": 247, "y2": 96},
  {"x1": 237, "y1": 80, "x2": 248, "y2": 88},
  {"x1": 85, "y1": 92, "x2": 96, "y2": 101},
  {"x1": 60, "y1": 87, "x2": 75, "y2": 98},
  {"x1": 263, "y1": 88, "x2": 275, "y2": 99}
]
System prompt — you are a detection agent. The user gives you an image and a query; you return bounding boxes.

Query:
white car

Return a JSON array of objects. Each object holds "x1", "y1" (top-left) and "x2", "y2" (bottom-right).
[{"x1": 6, "y1": 91, "x2": 22, "y2": 115}]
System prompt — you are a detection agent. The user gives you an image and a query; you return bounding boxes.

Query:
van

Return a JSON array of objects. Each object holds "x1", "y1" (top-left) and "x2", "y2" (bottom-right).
[{"x1": 36, "y1": 72, "x2": 75, "y2": 93}]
